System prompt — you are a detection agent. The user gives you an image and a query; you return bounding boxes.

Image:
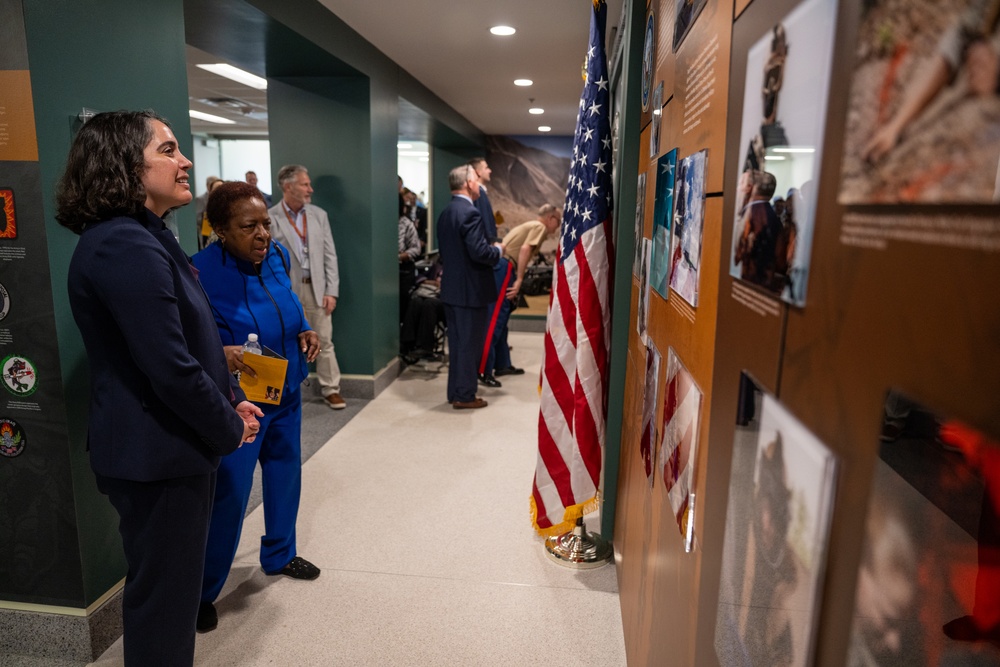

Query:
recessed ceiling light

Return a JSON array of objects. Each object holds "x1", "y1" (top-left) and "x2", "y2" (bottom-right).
[
  {"x1": 397, "y1": 142, "x2": 413, "y2": 149},
  {"x1": 529, "y1": 108, "x2": 544, "y2": 115},
  {"x1": 490, "y1": 25, "x2": 516, "y2": 36},
  {"x1": 196, "y1": 63, "x2": 267, "y2": 90},
  {"x1": 399, "y1": 151, "x2": 430, "y2": 158},
  {"x1": 763, "y1": 155, "x2": 786, "y2": 161},
  {"x1": 514, "y1": 79, "x2": 533, "y2": 87},
  {"x1": 538, "y1": 126, "x2": 552, "y2": 132},
  {"x1": 189, "y1": 109, "x2": 237, "y2": 124}
]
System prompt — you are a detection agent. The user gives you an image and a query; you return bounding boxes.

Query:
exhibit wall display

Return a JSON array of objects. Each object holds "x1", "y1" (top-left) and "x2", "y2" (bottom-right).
[
  {"x1": 651, "y1": 148, "x2": 678, "y2": 298},
  {"x1": 715, "y1": 389, "x2": 837, "y2": 667},
  {"x1": 669, "y1": 148, "x2": 708, "y2": 307},
  {"x1": 848, "y1": 391, "x2": 1000, "y2": 665},
  {"x1": 612, "y1": 0, "x2": 999, "y2": 664},
  {"x1": 659, "y1": 347, "x2": 703, "y2": 551},
  {"x1": 728, "y1": 0, "x2": 838, "y2": 306},
  {"x1": 839, "y1": 0, "x2": 1000, "y2": 204},
  {"x1": 633, "y1": 172, "x2": 648, "y2": 277},
  {"x1": 641, "y1": 341, "x2": 662, "y2": 487},
  {"x1": 674, "y1": 0, "x2": 709, "y2": 51}
]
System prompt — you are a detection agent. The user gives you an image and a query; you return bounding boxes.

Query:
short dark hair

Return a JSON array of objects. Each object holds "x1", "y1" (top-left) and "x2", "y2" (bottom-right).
[
  {"x1": 205, "y1": 181, "x2": 266, "y2": 233},
  {"x1": 55, "y1": 110, "x2": 165, "y2": 234}
]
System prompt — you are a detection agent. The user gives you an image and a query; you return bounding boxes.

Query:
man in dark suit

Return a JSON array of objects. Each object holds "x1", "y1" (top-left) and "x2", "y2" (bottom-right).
[{"x1": 437, "y1": 164, "x2": 503, "y2": 409}]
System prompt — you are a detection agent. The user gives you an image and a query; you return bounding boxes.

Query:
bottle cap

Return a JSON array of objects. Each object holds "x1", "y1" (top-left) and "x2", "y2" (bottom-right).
[{"x1": 248, "y1": 333, "x2": 258, "y2": 342}]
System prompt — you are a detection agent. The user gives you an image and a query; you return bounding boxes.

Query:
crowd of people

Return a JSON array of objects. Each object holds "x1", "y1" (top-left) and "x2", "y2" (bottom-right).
[
  {"x1": 399, "y1": 158, "x2": 561, "y2": 408},
  {"x1": 55, "y1": 109, "x2": 561, "y2": 665}
]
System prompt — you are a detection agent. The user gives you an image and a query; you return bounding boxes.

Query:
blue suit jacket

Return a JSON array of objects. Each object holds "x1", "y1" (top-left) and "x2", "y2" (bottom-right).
[
  {"x1": 436, "y1": 195, "x2": 500, "y2": 307},
  {"x1": 68, "y1": 210, "x2": 246, "y2": 481}
]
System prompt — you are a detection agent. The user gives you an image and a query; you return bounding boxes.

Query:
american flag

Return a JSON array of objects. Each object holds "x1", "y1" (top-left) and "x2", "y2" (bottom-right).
[{"x1": 531, "y1": 0, "x2": 614, "y2": 537}]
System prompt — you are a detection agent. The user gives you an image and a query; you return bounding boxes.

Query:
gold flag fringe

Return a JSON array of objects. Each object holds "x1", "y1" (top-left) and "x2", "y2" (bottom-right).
[{"x1": 530, "y1": 493, "x2": 602, "y2": 538}]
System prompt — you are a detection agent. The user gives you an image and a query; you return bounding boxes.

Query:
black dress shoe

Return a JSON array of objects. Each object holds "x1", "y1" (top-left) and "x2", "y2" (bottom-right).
[
  {"x1": 494, "y1": 366, "x2": 525, "y2": 377},
  {"x1": 196, "y1": 601, "x2": 217, "y2": 633},
  {"x1": 478, "y1": 373, "x2": 502, "y2": 388},
  {"x1": 265, "y1": 556, "x2": 321, "y2": 580}
]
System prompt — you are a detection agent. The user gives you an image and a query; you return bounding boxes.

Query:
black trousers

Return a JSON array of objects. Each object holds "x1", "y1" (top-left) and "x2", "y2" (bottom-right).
[
  {"x1": 96, "y1": 472, "x2": 215, "y2": 667},
  {"x1": 401, "y1": 294, "x2": 444, "y2": 354}
]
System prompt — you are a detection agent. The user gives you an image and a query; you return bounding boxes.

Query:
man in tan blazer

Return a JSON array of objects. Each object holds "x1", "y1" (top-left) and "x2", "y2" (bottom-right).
[{"x1": 268, "y1": 164, "x2": 345, "y2": 409}]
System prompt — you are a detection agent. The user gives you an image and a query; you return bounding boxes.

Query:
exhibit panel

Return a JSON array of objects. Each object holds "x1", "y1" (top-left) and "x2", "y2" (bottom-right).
[{"x1": 612, "y1": 0, "x2": 1000, "y2": 664}]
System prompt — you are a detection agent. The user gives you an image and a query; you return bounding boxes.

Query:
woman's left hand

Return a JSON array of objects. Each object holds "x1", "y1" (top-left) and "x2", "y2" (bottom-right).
[{"x1": 299, "y1": 330, "x2": 321, "y2": 362}]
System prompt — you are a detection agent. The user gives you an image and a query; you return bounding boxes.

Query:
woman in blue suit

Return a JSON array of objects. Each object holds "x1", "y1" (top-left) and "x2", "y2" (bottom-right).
[
  {"x1": 56, "y1": 111, "x2": 262, "y2": 666},
  {"x1": 192, "y1": 181, "x2": 321, "y2": 632}
]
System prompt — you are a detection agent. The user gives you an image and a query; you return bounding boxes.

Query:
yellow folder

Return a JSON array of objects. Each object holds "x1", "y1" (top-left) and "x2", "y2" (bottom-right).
[{"x1": 239, "y1": 346, "x2": 288, "y2": 405}]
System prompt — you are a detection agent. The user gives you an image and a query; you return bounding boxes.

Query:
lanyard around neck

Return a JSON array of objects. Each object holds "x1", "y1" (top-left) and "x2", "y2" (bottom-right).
[{"x1": 283, "y1": 205, "x2": 308, "y2": 243}]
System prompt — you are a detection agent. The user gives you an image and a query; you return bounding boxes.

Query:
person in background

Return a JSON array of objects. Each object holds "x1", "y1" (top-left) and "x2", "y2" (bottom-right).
[
  {"x1": 196, "y1": 175, "x2": 222, "y2": 249},
  {"x1": 399, "y1": 192, "x2": 422, "y2": 325},
  {"x1": 193, "y1": 180, "x2": 322, "y2": 632},
  {"x1": 479, "y1": 204, "x2": 562, "y2": 385},
  {"x1": 437, "y1": 164, "x2": 502, "y2": 409},
  {"x1": 195, "y1": 174, "x2": 220, "y2": 223},
  {"x1": 268, "y1": 164, "x2": 347, "y2": 409},
  {"x1": 245, "y1": 170, "x2": 272, "y2": 207},
  {"x1": 56, "y1": 110, "x2": 261, "y2": 666}
]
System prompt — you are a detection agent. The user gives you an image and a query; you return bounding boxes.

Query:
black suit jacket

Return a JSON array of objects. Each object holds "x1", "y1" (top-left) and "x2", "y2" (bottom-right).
[
  {"x1": 68, "y1": 210, "x2": 245, "y2": 481},
  {"x1": 436, "y1": 195, "x2": 500, "y2": 308}
]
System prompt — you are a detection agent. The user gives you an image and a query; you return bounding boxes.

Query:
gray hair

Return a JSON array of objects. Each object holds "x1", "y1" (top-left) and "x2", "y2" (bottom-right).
[
  {"x1": 753, "y1": 170, "x2": 777, "y2": 200},
  {"x1": 537, "y1": 203, "x2": 560, "y2": 217},
  {"x1": 448, "y1": 164, "x2": 474, "y2": 191},
  {"x1": 277, "y1": 164, "x2": 308, "y2": 188}
]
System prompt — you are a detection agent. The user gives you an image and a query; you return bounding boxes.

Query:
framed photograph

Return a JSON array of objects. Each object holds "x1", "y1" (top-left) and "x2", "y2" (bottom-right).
[
  {"x1": 669, "y1": 149, "x2": 708, "y2": 307},
  {"x1": 659, "y1": 347, "x2": 703, "y2": 551},
  {"x1": 650, "y1": 81, "x2": 664, "y2": 158},
  {"x1": 632, "y1": 172, "x2": 647, "y2": 278},
  {"x1": 847, "y1": 390, "x2": 1000, "y2": 664},
  {"x1": 839, "y1": 0, "x2": 1000, "y2": 204},
  {"x1": 640, "y1": 340, "x2": 662, "y2": 488},
  {"x1": 641, "y1": 11, "x2": 656, "y2": 112},
  {"x1": 673, "y1": 0, "x2": 708, "y2": 52},
  {"x1": 729, "y1": 0, "x2": 838, "y2": 307},
  {"x1": 651, "y1": 149, "x2": 678, "y2": 299},
  {"x1": 715, "y1": 382, "x2": 838, "y2": 667},
  {"x1": 637, "y1": 238, "x2": 652, "y2": 344}
]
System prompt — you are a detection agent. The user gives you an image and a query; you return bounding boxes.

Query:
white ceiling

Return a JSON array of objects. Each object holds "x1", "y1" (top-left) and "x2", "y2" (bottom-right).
[{"x1": 187, "y1": 0, "x2": 624, "y2": 139}]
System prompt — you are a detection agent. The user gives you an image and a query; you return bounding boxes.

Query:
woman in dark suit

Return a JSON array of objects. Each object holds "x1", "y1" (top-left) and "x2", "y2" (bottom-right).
[{"x1": 56, "y1": 110, "x2": 263, "y2": 666}]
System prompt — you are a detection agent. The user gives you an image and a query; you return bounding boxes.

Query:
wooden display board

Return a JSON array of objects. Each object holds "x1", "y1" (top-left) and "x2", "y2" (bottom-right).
[{"x1": 614, "y1": 0, "x2": 1000, "y2": 664}]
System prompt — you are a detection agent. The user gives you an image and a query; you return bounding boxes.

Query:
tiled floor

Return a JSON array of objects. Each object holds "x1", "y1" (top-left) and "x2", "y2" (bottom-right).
[{"x1": 88, "y1": 331, "x2": 626, "y2": 666}]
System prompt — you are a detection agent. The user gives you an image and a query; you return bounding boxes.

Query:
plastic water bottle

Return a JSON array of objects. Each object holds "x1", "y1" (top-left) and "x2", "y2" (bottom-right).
[{"x1": 242, "y1": 333, "x2": 262, "y2": 357}]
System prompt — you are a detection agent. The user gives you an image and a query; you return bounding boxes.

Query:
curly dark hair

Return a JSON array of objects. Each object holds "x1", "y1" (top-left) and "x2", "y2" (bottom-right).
[
  {"x1": 55, "y1": 110, "x2": 166, "y2": 235},
  {"x1": 205, "y1": 181, "x2": 267, "y2": 233}
]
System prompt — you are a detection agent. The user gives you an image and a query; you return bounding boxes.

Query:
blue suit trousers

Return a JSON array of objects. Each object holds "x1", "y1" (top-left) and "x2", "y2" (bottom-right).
[{"x1": 202, "y1": 388, "x2": 303, "y2": 602}]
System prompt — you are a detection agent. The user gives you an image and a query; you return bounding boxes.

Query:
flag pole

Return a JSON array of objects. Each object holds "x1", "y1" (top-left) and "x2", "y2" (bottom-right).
[{"x1": 544, "y1": 516, "x2": 613, "y2": 569}]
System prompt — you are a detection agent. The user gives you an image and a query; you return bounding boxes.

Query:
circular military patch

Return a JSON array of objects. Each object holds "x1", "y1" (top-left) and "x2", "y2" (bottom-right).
[
  {"x1": 2, "y1": 354, "x2": 37, "y2": 397},
  {"x1": 0, "y1": 418, "x2": 25, "y2": 457}
]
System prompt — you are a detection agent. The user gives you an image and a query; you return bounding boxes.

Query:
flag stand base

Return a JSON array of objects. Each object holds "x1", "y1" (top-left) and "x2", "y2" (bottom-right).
[{"x1": 544, "y1": 517, "x2": 612, "y2": 569}]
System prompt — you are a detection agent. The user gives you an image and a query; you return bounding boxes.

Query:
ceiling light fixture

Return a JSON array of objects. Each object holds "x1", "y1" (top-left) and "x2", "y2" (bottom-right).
[
  {"x1": 189, "y1": 109, "x2": 237, "y2": 124},
  {"x1": 529, "y1": 108, "x2": 544, "y2": 115},
  {"x1": 196, "y1": 63, "x2": 268, "y2": 90},
  {"x1": 397, "y1": 143, "x2": 413, "y2": 149},
  {"x1": 514, "y1": 79, "x2": 533, "y2": 87},
  {"x1": 490, "y1": 25, "x2": 516, "y2": 36},
  {"x1": 538, "y1": 126, "x2": 552, "y2": 132},
  {"x1": 763, "y1": 155, "x2": 786, "y2": 161}
]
